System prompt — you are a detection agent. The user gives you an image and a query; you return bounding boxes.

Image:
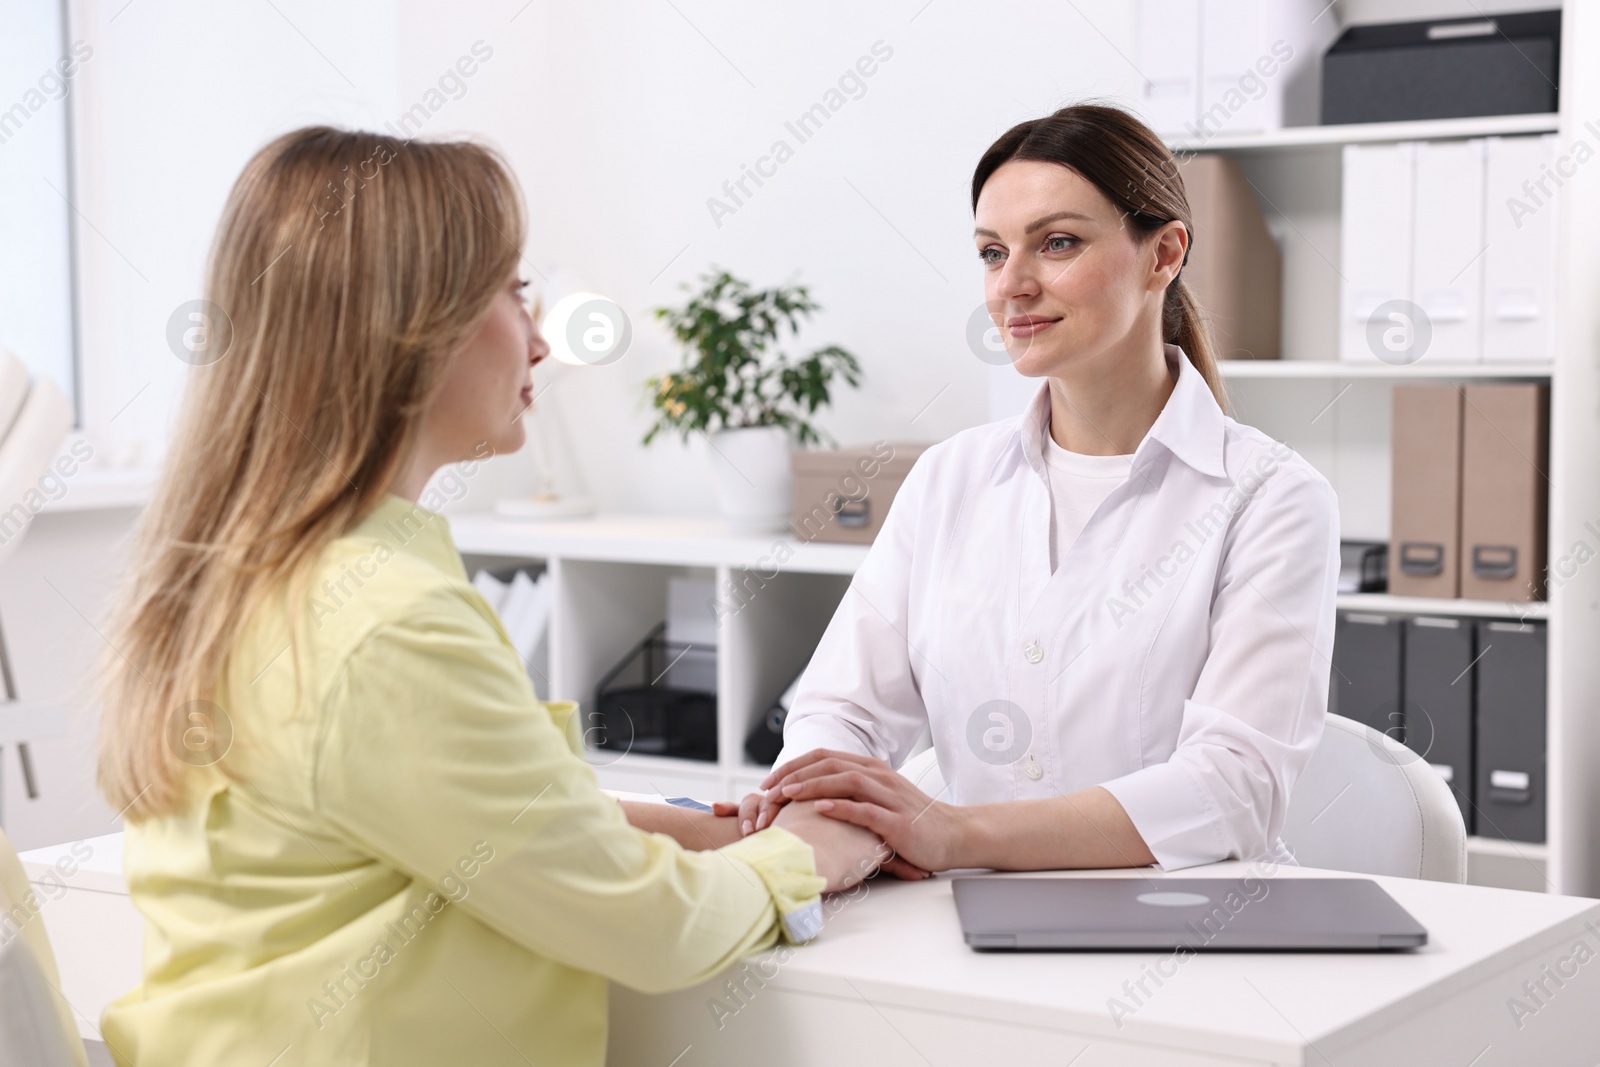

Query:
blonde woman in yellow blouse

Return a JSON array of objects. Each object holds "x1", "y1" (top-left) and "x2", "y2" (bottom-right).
[{"x1": 93, "y1": 127, "x2": 881, "y2": 1067}]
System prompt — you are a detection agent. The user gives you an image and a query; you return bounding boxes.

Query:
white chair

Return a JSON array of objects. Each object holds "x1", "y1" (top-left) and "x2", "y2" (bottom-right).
[
  {"x1": 0, "y1": 353, "x2": 73, "y2": 825},
  {"x1": 0, "y1": 825, "x2": 90, "y2": 1067},
  {"x1": 1282, "y1": 713, "x2": 1467, "y2": 882},
  {"x1": 897, "y1": 712, "x2": 1467, "y2": 883}
]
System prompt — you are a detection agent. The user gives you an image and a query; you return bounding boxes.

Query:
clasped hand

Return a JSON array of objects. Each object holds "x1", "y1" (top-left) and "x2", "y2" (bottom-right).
[{"x1": 714, "y1": 749, "x2": 960, "y2": 878}]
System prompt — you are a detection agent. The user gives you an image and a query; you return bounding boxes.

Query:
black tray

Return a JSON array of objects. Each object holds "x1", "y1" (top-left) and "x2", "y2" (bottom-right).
[{"x1": 591, "y1": 622, "x2": 717, "y2": 762}]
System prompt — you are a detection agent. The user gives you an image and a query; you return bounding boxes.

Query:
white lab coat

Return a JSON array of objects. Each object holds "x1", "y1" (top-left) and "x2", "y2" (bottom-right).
[{"x1": 777, "y1": 345, "x2": 1340, "y2": 870}]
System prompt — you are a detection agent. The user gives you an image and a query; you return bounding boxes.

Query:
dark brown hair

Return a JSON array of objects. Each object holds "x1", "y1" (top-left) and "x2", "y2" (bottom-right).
[{"x1": 971, "y1": 103, "x2": 1225, "y2": 407}]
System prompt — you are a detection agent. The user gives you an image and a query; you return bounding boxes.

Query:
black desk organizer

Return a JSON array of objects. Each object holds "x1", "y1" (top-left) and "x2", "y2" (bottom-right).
[{"x1": 591, "y1": 621, "x2": 718, "y2": 762}]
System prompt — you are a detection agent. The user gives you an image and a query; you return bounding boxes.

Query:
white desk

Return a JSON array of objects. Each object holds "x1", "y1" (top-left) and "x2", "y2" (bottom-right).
[
  {"x1": 20, "y1": 837, "x2": 1600, "y2": 1065},
  {"x1": 610, "y1": 864, "x2": 1600, "y2": 1067}
]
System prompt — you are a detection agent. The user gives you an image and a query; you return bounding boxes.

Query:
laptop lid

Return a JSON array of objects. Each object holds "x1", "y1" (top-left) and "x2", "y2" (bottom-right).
[{"x1": 952, "y1": 877, "x2": 1428, "y2": 951}]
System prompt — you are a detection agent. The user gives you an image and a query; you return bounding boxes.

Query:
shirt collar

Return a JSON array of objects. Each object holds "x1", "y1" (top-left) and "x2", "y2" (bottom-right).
[
  {"x1": 998, "y1": 342, "x2": 1228, "y2": 483},
  {"x1": 351, "y1": 493, "x2": 465, "y2": 578}
]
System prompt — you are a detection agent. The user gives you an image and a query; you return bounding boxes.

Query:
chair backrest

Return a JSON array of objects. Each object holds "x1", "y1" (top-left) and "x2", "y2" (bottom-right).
[
  {"x1": 1282, "y1": 713, "x2": 1467, "y2": 882},
  {"x1": 898, "y1": 714, "x2": 1467, "y2": 882},
  {"x1": 0, "y1": 827, "x2": 89, "y2": 1067}
]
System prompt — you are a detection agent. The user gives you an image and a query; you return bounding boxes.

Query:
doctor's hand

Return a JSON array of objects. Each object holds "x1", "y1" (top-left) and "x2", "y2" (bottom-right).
[
  {"x1": 711, "y1": 791, "x2": 776, "y2": 839},
  {"x1": 719, "y1": 749, "x2": 906, "y2": 834},
  {"x1": 759, "y1": 750, "x2": 962, "y2": 874}
]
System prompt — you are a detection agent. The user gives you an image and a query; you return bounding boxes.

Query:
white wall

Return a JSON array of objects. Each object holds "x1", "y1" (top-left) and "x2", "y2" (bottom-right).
[
  {"x1": 0, "y1": 509, "x2": 133, "y2": 848},
  {"x1": 63, "y1": 0, "x2": 1566, "y2": 495},
  {"x1": 67, "y1": 0, "x2": 1150, "y2": 515},
  {"x1": 388, "y1": 0, "x2": 1151, "y2": 516},
  {"x1": 70, "y1": 0, "x2": 401, "y2": 468},
  {"x1": 75, "y1": 0, "x2": 1565, "y2": 513}
]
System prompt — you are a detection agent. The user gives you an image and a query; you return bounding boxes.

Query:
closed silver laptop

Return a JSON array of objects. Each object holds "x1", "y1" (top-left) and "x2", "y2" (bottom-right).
[{"x1": 953, "y1": 877, "x2": 1428, "y2": 951}]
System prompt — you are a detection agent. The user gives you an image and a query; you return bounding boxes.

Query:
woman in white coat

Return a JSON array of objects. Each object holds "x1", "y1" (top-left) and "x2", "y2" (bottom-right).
[{"x1": 721, "y1": 103, "x2": 1341, "y2": 877}]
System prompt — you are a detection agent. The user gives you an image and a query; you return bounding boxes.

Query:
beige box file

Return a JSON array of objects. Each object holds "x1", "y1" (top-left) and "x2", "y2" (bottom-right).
[
  {"x1": 1389, "y1": 385, "x2": 1463, "y2": 598},
  {"x1": 1459, "y1": 384, "x2": 1548, "y2": 601}
]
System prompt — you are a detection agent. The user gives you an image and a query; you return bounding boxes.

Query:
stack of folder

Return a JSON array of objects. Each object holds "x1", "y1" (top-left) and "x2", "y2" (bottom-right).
[
  {"x1": 473, "y1": 567, "x2": 553, "y2": 673},
  {"x1": 1389, "y1": 384, "x2": 1547, "y2": 602},
  {"x1": 1340, "y1": 135, "x2": 1559, "y2": 365},
  {"x1": 1332, "y1": 613, "x2": 1546, "y2": 843}
]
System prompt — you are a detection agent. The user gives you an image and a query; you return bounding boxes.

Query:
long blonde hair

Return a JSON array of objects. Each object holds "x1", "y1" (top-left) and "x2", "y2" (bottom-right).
[{"x1": 98, "y1": 127, "x2": 525, "y2": 821}]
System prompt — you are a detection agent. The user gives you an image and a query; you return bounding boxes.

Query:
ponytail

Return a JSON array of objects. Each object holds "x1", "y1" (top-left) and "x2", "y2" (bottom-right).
[{"x1": 1165, "y1": 276, "x2": 1227, "y2": 411}]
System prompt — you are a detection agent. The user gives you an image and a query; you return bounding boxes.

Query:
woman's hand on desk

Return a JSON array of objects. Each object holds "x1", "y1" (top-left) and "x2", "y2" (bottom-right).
[{"x1": 756, "y1": 750, "x2": 963, "y2": 874}]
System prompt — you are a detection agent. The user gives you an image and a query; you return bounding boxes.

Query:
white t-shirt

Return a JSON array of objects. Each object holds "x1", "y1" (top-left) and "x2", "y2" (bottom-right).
[{"x1": 1043, "y1": 426, "x2": 1134, "y2": 573}]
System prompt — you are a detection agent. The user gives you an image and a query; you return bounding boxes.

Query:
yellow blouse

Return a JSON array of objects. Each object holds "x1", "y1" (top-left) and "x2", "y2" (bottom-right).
[{"x1": 102, "y1": 494, "x2": 824, "y2": 1066}]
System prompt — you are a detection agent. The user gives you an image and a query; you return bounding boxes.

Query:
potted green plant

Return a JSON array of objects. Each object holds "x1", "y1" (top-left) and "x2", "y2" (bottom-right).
[{"x1": 645, "y1": 269, "x2": 863, "y2": 534}]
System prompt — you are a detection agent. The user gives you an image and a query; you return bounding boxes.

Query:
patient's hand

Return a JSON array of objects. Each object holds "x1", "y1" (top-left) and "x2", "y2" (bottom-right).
[
  {"x1": 619, "y1": 800, "x2": 741, "y2": 850},
  {"x1": 772, "y1": 800, "x2": 887, "y2": 892}
]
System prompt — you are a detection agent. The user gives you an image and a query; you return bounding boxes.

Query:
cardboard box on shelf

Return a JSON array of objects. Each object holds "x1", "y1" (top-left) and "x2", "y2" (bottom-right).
[{"x1": 790, "y1": 442, "x2": 930, "y2": 545}]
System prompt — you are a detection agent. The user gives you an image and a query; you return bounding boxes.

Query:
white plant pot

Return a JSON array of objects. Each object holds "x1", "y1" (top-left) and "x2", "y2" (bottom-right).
[{"x1": 708, "y1": 425, "x2": 793, "y2": 535}]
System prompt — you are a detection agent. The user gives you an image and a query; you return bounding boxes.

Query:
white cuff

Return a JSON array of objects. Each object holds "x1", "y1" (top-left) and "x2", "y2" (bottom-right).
[
  {"x1": 1099, "y1": 757, "x2": 1226, "y2": 872},
  {"x1": 781, "y1": 899, "x2": 824, "y2": 943}
]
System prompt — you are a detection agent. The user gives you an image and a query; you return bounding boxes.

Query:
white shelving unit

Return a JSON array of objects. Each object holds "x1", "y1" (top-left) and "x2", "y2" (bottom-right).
[
  {"x1": 1191, "y1": 3, "x2": 1598, "y2": 896},
  {"x1": 1167, "y1": 110, "x2": 1558, "y2": 154},
  {"x1": 1335, "y1": 594, "x2": 1548, "y2": 622}
]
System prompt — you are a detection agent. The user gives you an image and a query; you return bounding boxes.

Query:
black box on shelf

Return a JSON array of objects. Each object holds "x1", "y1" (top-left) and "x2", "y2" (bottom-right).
[
  {"x1": 1321, "y1": 10, "x2": 1560, "y2": 125},
  {"x1": 1473, "y1": 620, "x2": 1547, "y2": 843},
  {"x1": 1403, "y1": 616, "x2": 1475, "y2": 833},
  {"x1": 1339, "y1": 541, "x2": 1388, "y2": 594},
  {"x1": 1330, "y1": 607, "x2": 1548, "y2": 844},
  {"x1": 745, "y1": 667, "x2": 803, "y2": 767},
  {"x1": 1331, "y1": 612, "x2": 1405, "y2": 740},
  {"x1": 591, "y1": 622, "x2": 718, "y2": 762}
]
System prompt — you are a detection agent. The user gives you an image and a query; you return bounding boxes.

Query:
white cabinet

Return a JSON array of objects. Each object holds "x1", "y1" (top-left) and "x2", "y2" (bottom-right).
[{"x1": 453, "y1": 514, "x2": 858, "y2": 802}]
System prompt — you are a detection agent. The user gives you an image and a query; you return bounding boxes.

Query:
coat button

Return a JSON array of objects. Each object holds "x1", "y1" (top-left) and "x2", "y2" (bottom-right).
[
  {"x1": 1023, "y1": 758, "x2": 1044, "y2": 780},
  {"x1": 1024, "y1": 640, "x2": 1044, "y2": 664}
]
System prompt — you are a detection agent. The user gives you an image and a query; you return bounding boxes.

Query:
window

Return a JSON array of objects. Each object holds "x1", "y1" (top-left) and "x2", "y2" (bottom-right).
[{"x1": 0, "y1": 0, "x2": 80, "y2": 417}]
